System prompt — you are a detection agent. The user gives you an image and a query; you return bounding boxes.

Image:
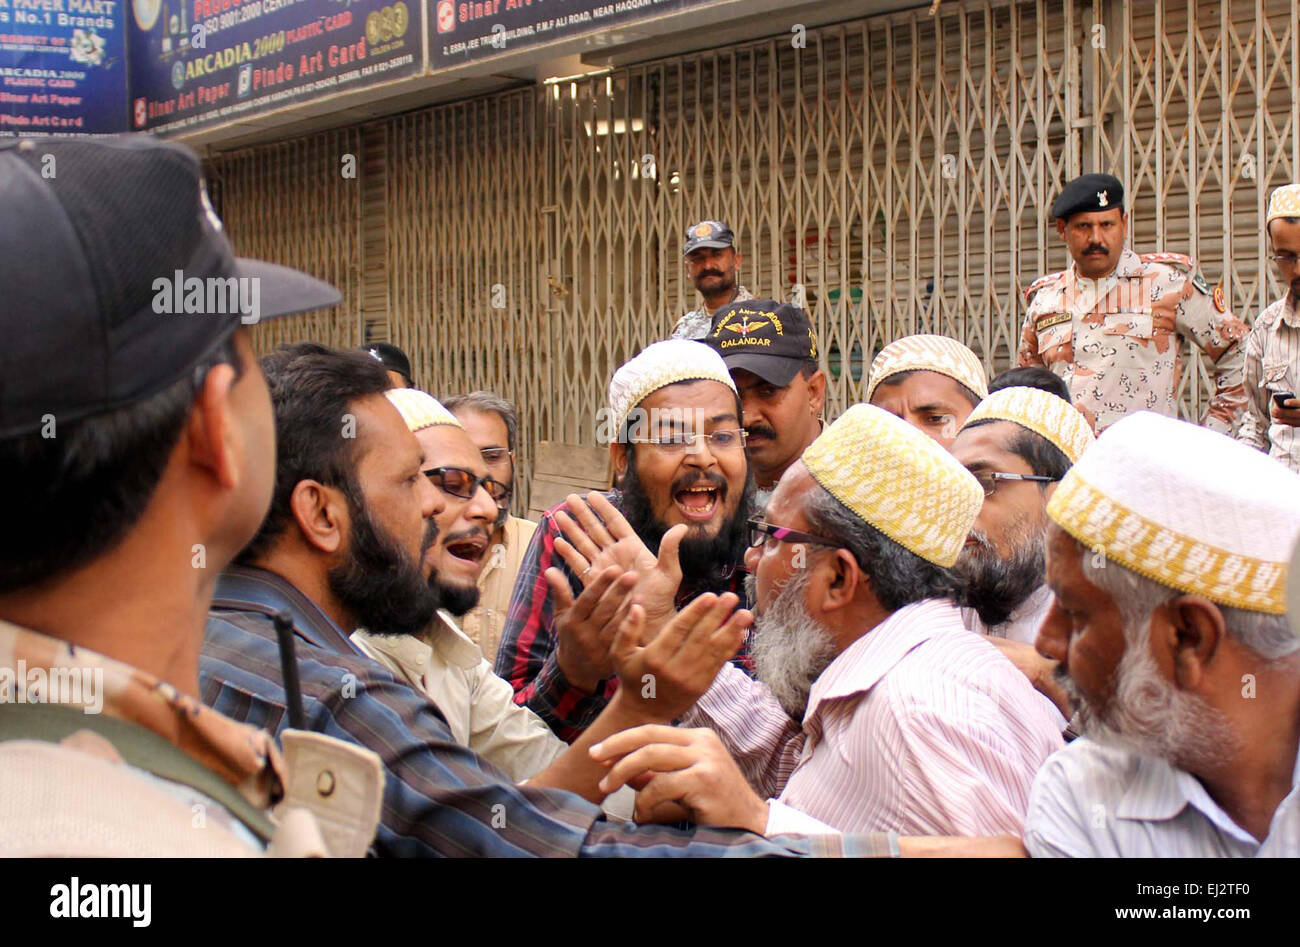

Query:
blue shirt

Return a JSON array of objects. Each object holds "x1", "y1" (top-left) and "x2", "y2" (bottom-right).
[{"x1": 201, "y1": 566, "x2": 874, "y2": 858}]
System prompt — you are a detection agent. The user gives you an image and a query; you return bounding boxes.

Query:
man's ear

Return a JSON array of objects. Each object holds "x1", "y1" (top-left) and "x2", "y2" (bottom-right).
[
  {"x1": 816, "y1": 547, "x2": 860, "y2": 614},
  {"x1": 288, "y1": 479, "x2": 348, "y2": 555},
  {"x1": 611, "y1": 442, "x2": 629, "y2": 481},
  {"x1": 1055, "y1": 218, "x2": 1067, "y2": 241},
  {"x1": 1165, "y1": 595, "x2": 1226, "y2": 691},
  {"x1": 806, "y1": 369, "x2": 827, "y2": 416},
  {"x1": 186, "y1": 362, "x2": 241, "y2": 490}
]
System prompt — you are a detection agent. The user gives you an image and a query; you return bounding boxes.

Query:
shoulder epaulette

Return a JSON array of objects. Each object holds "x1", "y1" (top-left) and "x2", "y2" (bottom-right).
[
  {"x1": 1139, "y1": 251, "x2": 1196, "y2": 271},
  {"x1": 1023, "y1": 271, "x2": 1065, "y2": 302}
]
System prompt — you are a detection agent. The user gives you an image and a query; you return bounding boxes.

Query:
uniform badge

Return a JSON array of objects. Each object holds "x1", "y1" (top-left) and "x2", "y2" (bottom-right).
[
  {"x1": 1191, "y1": 273, "x2": 1212, "y2": 295},
  {"x1": 694, "y1": 223, "x2": 713, "y2": 238},
  {"x1": 1097, "y1": 190, "x2": 1109, "y2": 207},
  {"x1": 1212, "y1": 285, "x2": 1227, "y2": 313}
]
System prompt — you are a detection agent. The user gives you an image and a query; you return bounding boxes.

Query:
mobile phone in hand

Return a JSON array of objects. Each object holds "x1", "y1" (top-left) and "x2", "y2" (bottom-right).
[{"x1": 1273, "y1": 391, "x2": 1295, "y2": 409}]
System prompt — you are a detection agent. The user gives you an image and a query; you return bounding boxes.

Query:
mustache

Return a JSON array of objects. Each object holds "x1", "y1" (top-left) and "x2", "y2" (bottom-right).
[
  {"x1": 1084, "y1": 244, "x2": 1108, "y2": 254},
  {"x1": 699, "y1": 270, "x2": 725, "y2": 279},
  {"x1": 966, "y1": 528, "x2": 993, "y2": 551},
  {"x1": 744, "y1": 423, "x2": 777, "y2": 441},
  {"x1": 442, "y1": 524, "x2": 490, "y2": 547}
]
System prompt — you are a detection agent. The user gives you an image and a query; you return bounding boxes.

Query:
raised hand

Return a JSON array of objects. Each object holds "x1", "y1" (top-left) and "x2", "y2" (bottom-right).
[
  {"x1": 611, "y1": 592, "x2": 751, "y2": 722},
  {"x1": 549, "y1": 564, "x2": 638, "y2": 693},
  {"x1": 553, "y1": 492, "x2": 685, "y2": 638}
]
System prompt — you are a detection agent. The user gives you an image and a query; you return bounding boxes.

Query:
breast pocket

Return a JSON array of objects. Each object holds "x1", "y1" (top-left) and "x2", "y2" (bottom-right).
[
  {"x1": 1262, "y1": 360, "x2": 1292, "y2": 394},
  {"x1": 1035, "y1": 312, "x2": 1074, "y2": 363},
  {"x1": 1101, "y1": 311, "x2": 1155, "y2": 367}
]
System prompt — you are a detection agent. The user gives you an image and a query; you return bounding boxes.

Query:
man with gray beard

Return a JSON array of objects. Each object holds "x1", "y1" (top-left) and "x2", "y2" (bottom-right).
[
  {"x1": 1024, "y1": 411, "x2": 1300, "y2": 857},
  {"x1": 591, "y1": 404, "x2": 1063, "y2": 837}
]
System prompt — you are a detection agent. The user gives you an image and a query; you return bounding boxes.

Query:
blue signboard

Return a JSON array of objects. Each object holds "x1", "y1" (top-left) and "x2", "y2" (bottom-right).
[
  {"x1": 127, "y1": 0, "x2": 422, "y2": 133},
  {"x1": 0, "y1": 0, "x2": 129, "y2": 135}
]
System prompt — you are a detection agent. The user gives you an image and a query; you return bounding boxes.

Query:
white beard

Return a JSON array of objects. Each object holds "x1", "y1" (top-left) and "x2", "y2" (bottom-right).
[
  {"x1": 1075, "y1": 619, "x2": 1238, "y2": 771},
  {"x1": 749, "y1": 569, "x2": 838, "y2": 720}
]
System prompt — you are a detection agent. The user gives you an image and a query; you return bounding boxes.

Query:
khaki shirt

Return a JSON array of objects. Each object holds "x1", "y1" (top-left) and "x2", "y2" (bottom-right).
[
  {"x1": 352, "y1": 612, "x2": 567, "y2": 784},
  {"x1": 0, "y1": 618, "x2": 284, "y2": 855},
  {"x1": 1238, "y1": 293, "x2": 1300, "y2": 472},
  {"x1": 460, "y1": 514, "x2": 537, "y2": 666},
  {"x1": 670, "y1": 285, "x2": 755, "y2": 340},
  {"x1": 1018, "y1": 248, "x2": 1248, "y2": 433}
]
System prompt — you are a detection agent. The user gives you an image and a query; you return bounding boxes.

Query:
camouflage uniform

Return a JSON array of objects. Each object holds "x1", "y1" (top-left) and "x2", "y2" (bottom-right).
[
  {"x1": 669, "y1": 285, "x2": 755, "y2": 340},
  {"x1": 1018, "y1": 248, "x2": 1248, "y2": 433},
  {"x1": 1237, "y1": 293, "x2": 1300, "y2": 472}
]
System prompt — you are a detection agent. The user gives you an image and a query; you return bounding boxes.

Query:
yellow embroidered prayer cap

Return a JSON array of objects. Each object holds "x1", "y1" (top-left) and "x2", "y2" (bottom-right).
[
  {"x1": 1266, "y1": 184, "x2": 1300, "y2": 225},
  {"x1": 802, "y1": 403, "x2": 984, "y2": 568},
  {"x1": 962, "y1": 386, "x2": 1095, "y2": 464},
  {"x1": 607, "y1": 339, "x2": 737, "y2": 430},
  {"x1": 865, "y1": 334, "x2": 988, "y2": 403},
  {"x1": 385, "y1": 388, "x2": 463, "y2": 433},
  {"x1": 1047, "y1": 411, "x2": 1300, "y2": 615}
]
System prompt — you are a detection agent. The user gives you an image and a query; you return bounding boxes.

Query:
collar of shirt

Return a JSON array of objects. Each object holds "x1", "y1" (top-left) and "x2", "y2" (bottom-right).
[
  {"x1": 803, "y1": 597, "x2": 962, "y2": 723},
  {"x1": 0, "y1": 616, "x2": 286, "y2": 807},
  {"x1": 214, "y1": 565, "x2": 361, "y2": 657},
  {"x1": 354, "y1": 612, "x2": 485, "y2": 676},
  {"x1": 1116, "y1": 738, "x2": 1300, "y2": 845}
]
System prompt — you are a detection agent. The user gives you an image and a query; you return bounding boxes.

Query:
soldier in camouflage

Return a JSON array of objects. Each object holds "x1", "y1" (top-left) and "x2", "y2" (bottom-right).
[{"x1": 1018, "y1": 173, "x2": 1248, "y2": 433}]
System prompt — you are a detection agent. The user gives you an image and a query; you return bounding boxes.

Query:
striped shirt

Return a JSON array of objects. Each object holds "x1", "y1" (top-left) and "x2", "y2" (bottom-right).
[
  {"x1": 689, "y1": 598, "x2": 1064, "y2": 836},
  {"x1": 1024, "y1": 737, "x2": 1300, "y2": 857},
  {"x1": 1237, "y1": 293, "x2": 1300, "y2": 472},
  {"x1": 201, "y1": 566, "x2": 878, "y2": 857}
]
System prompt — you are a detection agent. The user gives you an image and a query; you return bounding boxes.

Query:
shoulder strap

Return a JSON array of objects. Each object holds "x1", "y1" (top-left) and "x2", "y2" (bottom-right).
[
  {"x1": 1024, "y1": 271, "x2": 1064, "y2": 302},
  {"x1": 1139, "y1": 251, "x2": 1196, "y2": 270},
  {"x1": 0, "y1": 702, "x2": 275, "y2": 842}
]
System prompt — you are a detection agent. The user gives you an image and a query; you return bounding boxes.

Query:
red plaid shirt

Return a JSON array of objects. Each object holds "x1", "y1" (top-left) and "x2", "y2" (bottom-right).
[{"x1": 492, "y1": 490, "x2": 752, "y2": 743}]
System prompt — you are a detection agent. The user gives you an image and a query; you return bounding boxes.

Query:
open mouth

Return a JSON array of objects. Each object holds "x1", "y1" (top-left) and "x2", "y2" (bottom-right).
[
  {"x1": 445, "y1": 533, "x2": 489, "y2": 566},
  {"x1": 674, "y1": 483, "x2": 721, "y2": 521}
]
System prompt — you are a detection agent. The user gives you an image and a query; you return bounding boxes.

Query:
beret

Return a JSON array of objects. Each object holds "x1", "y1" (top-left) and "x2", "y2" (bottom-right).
[{"x1": 1051, "y1": 173, "x2": 1124, "y2": 220}]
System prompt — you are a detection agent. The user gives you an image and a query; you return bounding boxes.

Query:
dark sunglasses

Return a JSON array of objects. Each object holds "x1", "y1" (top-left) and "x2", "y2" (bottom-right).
[{"x1": 425, "y1": 466, "x2": 511, "y2": 509}]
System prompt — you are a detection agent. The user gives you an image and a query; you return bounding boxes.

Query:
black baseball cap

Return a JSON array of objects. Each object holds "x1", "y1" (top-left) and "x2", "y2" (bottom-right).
[
  {"x1": 1051, "y1": 173, "x2": 1124, "y2": 220},
  {"x1": 703, "y1": 299, "x2": 818, "y2": 387},
  {"x1": 683, "y1": 219, "x2": 736, "y2": 255},
  {"x1": 361, "y1": 341, "x2": 413, "y2": 385},
  {"x1": 0, "y1": 134, "x2": 340, "y2": 438}
]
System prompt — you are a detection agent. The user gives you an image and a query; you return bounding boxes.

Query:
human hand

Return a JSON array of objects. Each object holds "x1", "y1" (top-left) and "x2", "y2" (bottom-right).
[
  {"x1": 549, "y1": 564, "x2": 638, "y2": 693},
  {"x1": 611, "y1": 592, "x2": 751, "y2": 722},
  {"x1": 987, "y1": 637, "x2": 1072, "y2": 719},
  {"x1": 590, "y1": 725, "x2": 768, "y2": 833},
  {"x1": 1270, "y1": 395, "x2": 1300, "y2": 427}
]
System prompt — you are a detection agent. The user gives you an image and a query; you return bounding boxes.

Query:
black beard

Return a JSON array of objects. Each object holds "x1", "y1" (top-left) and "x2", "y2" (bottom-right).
[
  {"x1": 327, "y1": 484, "x2": 441, "y2": 637},
  {"x1": 436, "y1": 578, "x2": 481, "y2": 618},
  {"x1": 953, "y1": 529, "x2": 1046, "y2": 627},
  {"x1": 617, "y1": 457, "x2": 753, "y2": 597}
]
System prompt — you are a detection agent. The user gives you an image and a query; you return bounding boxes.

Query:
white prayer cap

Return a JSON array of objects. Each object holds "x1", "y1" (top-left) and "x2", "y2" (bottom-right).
[
  {"x1": 385, "y1": 388, "x2": 463, "y2": 433},
  {"x1": 865, "y1": 334, "x2": 988, "y2": 403},
  {"x1": 1047, "y1": 411, "x2": 1300, "y2": 615},
  {"x1": 607, "y1": 339, "x2": 737, "y2": 430},
  {"x1": 1266, "y1": 184, "x2": 1300, "y2": 224},
  {"x1": 962, "y1": 386, "x2": 1095, "y2": 464}
]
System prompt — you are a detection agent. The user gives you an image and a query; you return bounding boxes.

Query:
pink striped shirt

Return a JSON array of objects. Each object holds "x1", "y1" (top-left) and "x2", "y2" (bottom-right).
[{"x1": 686, "y1": 598, "x2": 1063, "y2": 836}]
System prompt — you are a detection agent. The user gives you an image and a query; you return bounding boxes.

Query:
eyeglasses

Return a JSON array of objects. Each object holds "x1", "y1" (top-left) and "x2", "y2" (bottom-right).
[
  {"x1": 628, "y1": 429, "x2": 747, "y2": 454},
  {"x1": 747, "y1": 517, "x2": 842, "y2": 552},
  {"x1": 480, "y1": 447, "x2": 513, "y2": 468},
  {"x1": 1270, "y1": 251, "x2": 1300, "y2": 267},
  {"x1": 971, "y1": 471, "x2": 1058, "y2": 498},
  {"x1": 425, "y1": 466, "x2": 511, "y2": 509}
]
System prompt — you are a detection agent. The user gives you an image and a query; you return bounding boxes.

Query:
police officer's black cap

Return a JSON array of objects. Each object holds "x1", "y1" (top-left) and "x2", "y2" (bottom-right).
[
  {"x1": 703, "y1": 299, "x2": 817, "y2": 388},
  {"x1": 1051, "y1": 173, "x2": 1125, "y2": 220},
  {"x1": 362, "y1": 341, "x2": 413, "y2": 384},
  {"x1": 683, "y1": 220, "x2": 736, "y2": 255},
  {"x1": 0, "y1": 134, "x2": 341, "y2": 438}
]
